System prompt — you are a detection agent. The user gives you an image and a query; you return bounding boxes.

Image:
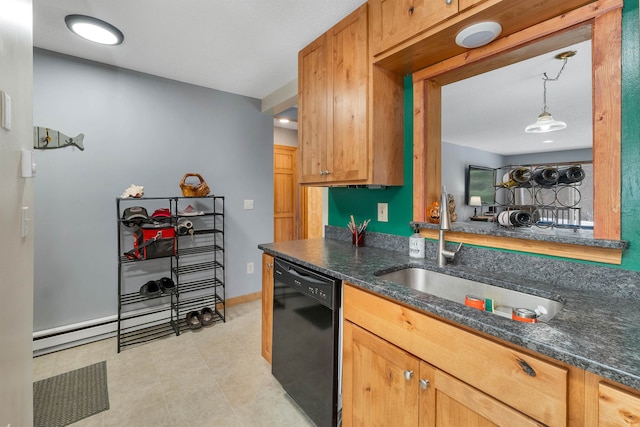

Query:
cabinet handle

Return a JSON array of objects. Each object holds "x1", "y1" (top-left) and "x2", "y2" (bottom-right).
[
  {"x1": 404, "y1": 370, "x2": 414, "y2": 381},
  {"x1": 408, "y1": 6, "x2": 414, "y2": 15},
  {"x1": 324, "y1": 170, "x2": 331, "y2": 175},
  {"x1": 267, "y1": 263, "x2": 273, "y2": 268},
  {"x1": 419, "y1": 379, "x2": 430, "y2": 390},
  {"x1": 444, "y1": 0, "x2": 453, "y2": 4},
  {"x1": 518, "y1": 358, "x2": 537, "y2": 377},
  {"x1": 319, "y1": 170, "x2": 324, "y2": 176}
]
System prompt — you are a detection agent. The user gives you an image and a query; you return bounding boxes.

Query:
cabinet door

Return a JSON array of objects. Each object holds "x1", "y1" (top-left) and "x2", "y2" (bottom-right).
[
  {"x1": 431, "y1": 370, "x2": 544, "y2": 427},
  {"x1": 371, "y1": 0, "x2": 458, "y2": 55},
  {"x1": 598, "y1": 382, "x2": 640, "y2": 426},
  {"x1": 261, "y1": 253, "x2": 274, "y2": 364},
  {"x1": 326, "y1": 4, "x2": 369, "y2": 183},
  {"x1": 298, "y1": 34, "x2": 328, "y2": 184},
  {"x1": 343, "y1": 321, "x2": 420, "y2": 427}
]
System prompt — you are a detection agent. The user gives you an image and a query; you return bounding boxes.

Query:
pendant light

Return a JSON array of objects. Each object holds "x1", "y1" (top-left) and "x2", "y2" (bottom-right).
[{"x1": 524, "y1": 51, "x2": 576, "y2": 134}]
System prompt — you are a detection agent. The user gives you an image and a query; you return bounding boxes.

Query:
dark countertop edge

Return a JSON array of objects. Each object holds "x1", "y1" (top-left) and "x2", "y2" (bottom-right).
[
  {"x1": 412, "y1": 221, "x2": 629, "y2": 250},
  {"x1": 259, "y1": 239, "x2": 640, "y2": 391}
]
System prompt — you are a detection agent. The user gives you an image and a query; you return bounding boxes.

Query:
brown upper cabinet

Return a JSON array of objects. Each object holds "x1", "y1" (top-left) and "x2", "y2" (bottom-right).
[
  {"x1": 298, "y1": 4, "x2": 404, "y2": 186},
  {"x1": 369, "y1": 0, "x2": 459, "y2": 56}
]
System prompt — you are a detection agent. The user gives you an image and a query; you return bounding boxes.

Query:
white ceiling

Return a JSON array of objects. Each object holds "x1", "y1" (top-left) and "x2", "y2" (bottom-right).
[
  {"x1": 33, "y1": 0, "x2": 365, "y2": 100},
  {"x1": 443, "y1": 40, "x2": 592, "y2": 156},
  {"x1": 33, "y1": 2, "x2": 592, "y2": 155}
]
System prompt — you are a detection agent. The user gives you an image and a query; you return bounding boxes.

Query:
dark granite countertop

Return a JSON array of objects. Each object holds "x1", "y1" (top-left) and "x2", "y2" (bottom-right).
[{"x1": 259, "y1": 238, "x2": 640, "y2": 390}]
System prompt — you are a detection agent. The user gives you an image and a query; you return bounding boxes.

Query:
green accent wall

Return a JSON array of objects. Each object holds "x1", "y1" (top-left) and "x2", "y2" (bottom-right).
[
  {"x1": 328, "y1": 75, "x2": 414, "y2": 236},
  {"x1": 620, "y1": 0, "x2": 640, "y2": 270},
  {"x1": 329, "y1": 4, "x2": 640, "y2": 271}
]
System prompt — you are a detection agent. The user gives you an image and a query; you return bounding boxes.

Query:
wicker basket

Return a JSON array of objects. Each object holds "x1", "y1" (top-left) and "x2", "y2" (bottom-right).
[{"x1": 179, "y1": 173, "x2": 211, "y2": 197}]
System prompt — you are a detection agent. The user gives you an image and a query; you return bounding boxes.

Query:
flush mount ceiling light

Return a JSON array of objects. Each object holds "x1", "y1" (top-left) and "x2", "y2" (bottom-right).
[
  {"x1": 65, "y1": 15, "x2": 124, "y2": 46},
  {"x1": 524, "y1": 50, "x2": 576, "y2": 134},
  {"x1": 455, "y1": 22, "x2": 502, "y2": 48}
]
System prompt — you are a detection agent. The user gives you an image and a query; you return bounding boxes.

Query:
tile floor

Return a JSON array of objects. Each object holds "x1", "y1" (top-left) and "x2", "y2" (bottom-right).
[{"x1": 33, "y1": 299, "x2": 316, "y2": 427}]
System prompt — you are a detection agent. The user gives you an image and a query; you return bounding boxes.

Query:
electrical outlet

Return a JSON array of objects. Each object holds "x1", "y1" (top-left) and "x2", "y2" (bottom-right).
[
  {"x1": 247, "y1": 262, "x2": 254, "y2": 274},
  {"x1": 244, "y1": 199, "x2": 254, "y2": 210},
  {"x1": 377, "y1": 203, "x2": 388, "y2": 222}
]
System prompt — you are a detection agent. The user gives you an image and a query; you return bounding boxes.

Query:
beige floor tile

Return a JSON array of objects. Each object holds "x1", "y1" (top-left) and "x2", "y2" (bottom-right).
[{"x1": 34, "y1": 298, "x2": 326, "y2": 427}]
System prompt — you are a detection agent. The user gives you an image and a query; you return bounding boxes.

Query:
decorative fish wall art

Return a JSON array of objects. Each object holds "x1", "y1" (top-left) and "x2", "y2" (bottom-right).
[{"x1": 33, "y1": 127, "x2": 85, "y2": 151}]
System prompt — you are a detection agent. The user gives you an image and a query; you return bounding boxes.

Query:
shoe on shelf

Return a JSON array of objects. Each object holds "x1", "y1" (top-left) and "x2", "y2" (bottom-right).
[
  {"x1": 139, "y1": 280, "x2": 162, "y2": 298},
  {"x1": 201, "y1": 307, "x2": 215, "y2": 326},
  {"x1": 186, "y1": 311, "x2": 202, "y2": 330},
  {"x1": 159, "y1": 277, "x2": 176, "y2": 293},
  {"x1": 178, "y1": 204, "x2": 204, "y2": 216}
]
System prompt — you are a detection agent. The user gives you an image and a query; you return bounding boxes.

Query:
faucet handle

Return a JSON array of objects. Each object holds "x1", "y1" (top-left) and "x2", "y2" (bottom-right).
[{"x1": 454, "y1": 241, "x2": 463, "y2": 253}]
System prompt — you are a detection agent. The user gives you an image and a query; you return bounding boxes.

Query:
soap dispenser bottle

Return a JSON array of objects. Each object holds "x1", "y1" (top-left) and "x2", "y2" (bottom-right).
[{"x1": 409, "y1": 226, "x2": 426, "y2": 258}]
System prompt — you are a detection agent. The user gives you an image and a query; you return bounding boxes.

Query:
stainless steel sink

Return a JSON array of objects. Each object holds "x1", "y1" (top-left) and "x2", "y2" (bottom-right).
[{"x1": 375, "y1": 267, "x2": 563, "y2": 322}]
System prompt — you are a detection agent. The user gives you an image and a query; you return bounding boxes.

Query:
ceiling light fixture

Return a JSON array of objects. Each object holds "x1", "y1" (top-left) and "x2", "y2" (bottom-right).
[
  {"x1": 65, "y1": 15, "x2": 124, "y2": 46},
  {"x1": 455, "y1": 22, "x2": 502, "y2": 48},
  {"x1": 524, "y1": 50, "x2": 576, "y2": 134},
  {"x1": 278, "y1": 118, "x2": 290, "y2": 124}
]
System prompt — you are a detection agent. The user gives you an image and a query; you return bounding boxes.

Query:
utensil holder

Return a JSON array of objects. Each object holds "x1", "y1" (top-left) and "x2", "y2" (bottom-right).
[{"x1": 352, "y1": 231, "x2": 365, "y2": 247}]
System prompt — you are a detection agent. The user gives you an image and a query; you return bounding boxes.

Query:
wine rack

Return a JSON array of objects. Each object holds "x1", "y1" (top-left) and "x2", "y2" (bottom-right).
[{"x1": 489, "y1": 162, "x2": 588, "y2": 229}]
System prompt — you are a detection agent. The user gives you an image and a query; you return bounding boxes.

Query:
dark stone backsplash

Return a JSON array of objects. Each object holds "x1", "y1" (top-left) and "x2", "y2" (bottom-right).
[{"x1": 325, "y1": 225, "x2": 640, "y2": 299}]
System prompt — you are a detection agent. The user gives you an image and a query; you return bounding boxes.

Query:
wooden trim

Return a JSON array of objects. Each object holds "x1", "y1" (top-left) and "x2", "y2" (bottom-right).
[
  {"x1": 412, "y1": 0, "x2": 623, "y2": 262},
  {"x1": 419, "y1": 229, "x2": 623, "y2": 264},
  {"x1": 226, "y1": 291, "x2": 261, "y2": 307},
  {"x1": 592, "y1": 8, "x2": 622, "y2": 240},
  {"x1": 412, "y1": 78, "x2": 426, "y2": 222}
]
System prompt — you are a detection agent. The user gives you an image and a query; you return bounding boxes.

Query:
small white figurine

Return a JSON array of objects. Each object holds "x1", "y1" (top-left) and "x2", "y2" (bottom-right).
[{"x1": 121, "y1": 184, "x2": 144, "y2": 198}]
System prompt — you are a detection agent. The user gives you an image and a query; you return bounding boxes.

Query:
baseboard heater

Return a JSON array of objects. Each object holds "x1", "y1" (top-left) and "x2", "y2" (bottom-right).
[{"x1": 32, "y1": 308, "x2": 171, "y2": 356}]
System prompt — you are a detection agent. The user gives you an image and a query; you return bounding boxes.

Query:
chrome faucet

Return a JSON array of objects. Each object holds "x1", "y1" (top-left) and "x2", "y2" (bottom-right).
[{"x1": 437, "y1": 187, "x2": 462, "y2": 267}]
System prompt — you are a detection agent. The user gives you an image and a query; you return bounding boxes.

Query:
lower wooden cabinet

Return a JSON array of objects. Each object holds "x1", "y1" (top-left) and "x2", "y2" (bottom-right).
[
  {"x1": 343, "y1": 283, "x2": 567, "y2": 426},
  {"x1": 343, "y1": 321, "x2": 544, "y2": 427},
  {"x1": 261, "y1": 253, "x2": 274, "y2": 364},
  {"x1": 343, "y1": 320, "x2": 420, "y2": 426},
  {"x1": 581, "y1": 369, "x2": 640, "y2": 425}
]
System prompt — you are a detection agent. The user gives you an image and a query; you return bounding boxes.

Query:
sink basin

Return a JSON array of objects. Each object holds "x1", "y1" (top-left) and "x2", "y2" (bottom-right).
[{"x1": 375, "y1": 267, "x2": 563, "y2": 322}]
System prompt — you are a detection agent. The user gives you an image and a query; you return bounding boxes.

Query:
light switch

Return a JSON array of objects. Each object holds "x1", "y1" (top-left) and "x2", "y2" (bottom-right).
[
  {"x1": 378, "y1": 203, "x2": 389, "y2": 222},
  {"x1": 244, "y1": 199, "x2": 254, "y2": 210},
  {"x1": 21, "y1": 207, "x2": 30, "y2": 238},
  {"x1": 1, "y1": 90, "x2": 12, "y2": 131}
]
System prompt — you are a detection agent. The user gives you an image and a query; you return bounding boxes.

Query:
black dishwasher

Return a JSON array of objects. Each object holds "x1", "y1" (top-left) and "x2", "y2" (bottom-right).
[{"x1": 272, "y1": 257, "x2": 341, "y2": 427}]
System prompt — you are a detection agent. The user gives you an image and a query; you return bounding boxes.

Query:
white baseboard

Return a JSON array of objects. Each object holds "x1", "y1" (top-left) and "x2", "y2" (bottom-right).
[
  {"x1": 33, "y1": 315, "x2": 118, "y2": 356},
  {"x1": 32, "y1": 307, "x2": 171, "y2": 356}
]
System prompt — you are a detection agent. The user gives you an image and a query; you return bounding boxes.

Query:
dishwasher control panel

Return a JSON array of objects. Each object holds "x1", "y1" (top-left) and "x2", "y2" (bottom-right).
[{"x1": 273, "y1": 257, "x2": 339, "y2": 309}]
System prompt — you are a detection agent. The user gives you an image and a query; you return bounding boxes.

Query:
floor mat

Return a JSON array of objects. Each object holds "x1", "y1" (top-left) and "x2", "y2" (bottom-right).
[{"x1": 33, "y1": 361, "x2": 109, "y2": 427}]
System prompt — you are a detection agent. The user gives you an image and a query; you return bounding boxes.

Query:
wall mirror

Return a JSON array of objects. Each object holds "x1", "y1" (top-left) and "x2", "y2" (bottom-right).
[{"x1": 412, "y1": 5, "x2": 622, "y2": 263}]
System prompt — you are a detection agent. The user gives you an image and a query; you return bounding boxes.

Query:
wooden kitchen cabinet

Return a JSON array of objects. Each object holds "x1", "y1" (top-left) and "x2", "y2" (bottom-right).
[
  {"x1": 343, "y1": 283, "x2": 568, "y2": 426},
  {"x1": 344, "y1": 320, "x2": 546, "y2": 426},
  {"x1": 369, "y1": 0, "x2": 459, "y2": 56},
  {"x1": 583, "y1": 372, "x2": 640, "y2": 427},
  {"x1": 343, "y1": 320, "x2": 420, "y2": 426},
  {"x1": 298, "y1": 4, "x2": 404, "y2": 186},
  {"x1": 261, "y1": 253, "x2": 274, "y2": 364},
  {"x1": 597, "y1": 382, "x2": 640, "y2": 426}
]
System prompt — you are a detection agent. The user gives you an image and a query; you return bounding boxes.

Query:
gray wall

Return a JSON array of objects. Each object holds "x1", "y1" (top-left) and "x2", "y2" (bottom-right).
[
  {"x1": 33, "y1": 49, "x2": 273, "y2": 332},
  {"x1": 442, "y1": 141, "x2": 504, "y2": 219},
  {"x1": 274, "y1": 126, "x2": 298, "y2": 147}
]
